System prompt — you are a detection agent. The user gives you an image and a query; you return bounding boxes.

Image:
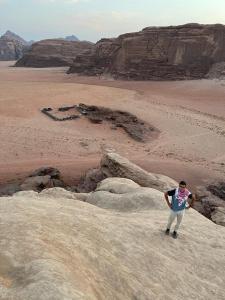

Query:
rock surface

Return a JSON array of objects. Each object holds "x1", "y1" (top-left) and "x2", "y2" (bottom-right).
[
  {"x1": 211, "y1": 207, "x2": 225, "y2": 226},
  {"x1": 100, "y1": 152, "x2": 178, "y2": 191},
  {"x1": 206, "y1": 62, "x2": 225, "y2": 79},
  {"x1": 0, "y1": 31, "x2": 28, "y2": 61},
  {"x1": 87, "y1": 187, "x2": 166, "y2": 211},
  {"x1": 96, "y1": 177, "x2": 140, "y2": 194},
  {"x1": 0, "y1": 184, "x2": 225, "y2": 299},
  {"x1": 0, "y1": 167, "x2": 65, "y2": 196},
  {"x1": 68, "y1": 23, "x2": 225, "y2": 80},
  {"x1": 77, "y1": 152, "x2": 177, "y2": 193},
  {"x1": 195, "y1": 181, "x2": 225, "y2": 221},
  {"x1": 15, "y1": 39, "x2": 93, "y2": 67}
]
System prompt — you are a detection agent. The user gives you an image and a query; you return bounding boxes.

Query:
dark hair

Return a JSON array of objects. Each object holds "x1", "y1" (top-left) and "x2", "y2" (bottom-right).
[{"x1": 179, "y1": 180, "x2": 187, "y2": 186}]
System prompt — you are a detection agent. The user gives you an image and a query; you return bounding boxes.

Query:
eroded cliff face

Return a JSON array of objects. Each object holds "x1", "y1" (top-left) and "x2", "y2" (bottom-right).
[
  {"x1": 68, "y1": 23, "x2": 225, "y2": 80},
  {"x1": 15, "y1": 39, "x2": 94, "y2": 67}
]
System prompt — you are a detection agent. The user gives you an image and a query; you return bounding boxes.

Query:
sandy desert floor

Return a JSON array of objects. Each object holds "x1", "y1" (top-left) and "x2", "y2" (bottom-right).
[{"x1": 0, "y1": 61, "x2": 224, "y2": 190}]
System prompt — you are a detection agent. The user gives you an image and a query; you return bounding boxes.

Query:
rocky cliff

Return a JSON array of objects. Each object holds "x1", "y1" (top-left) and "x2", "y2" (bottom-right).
[
  {"x1": 15, "y1": 39, "x2": 94, "y2": 67},
  {"x1": 0, "y1": 31, "x2": 28, "y2": 61},
  {"x1": 68, "y1": 23, "x2": 225, "y2": 80}
]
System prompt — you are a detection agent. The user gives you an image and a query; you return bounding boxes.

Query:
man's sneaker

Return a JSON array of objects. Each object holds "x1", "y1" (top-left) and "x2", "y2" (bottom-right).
[
  {"x1": 165, "y1": 228, "x2": 170, "y2": 235},
  {"x1": 172, "y1": 231, "x2": 178, "y2": 239}
]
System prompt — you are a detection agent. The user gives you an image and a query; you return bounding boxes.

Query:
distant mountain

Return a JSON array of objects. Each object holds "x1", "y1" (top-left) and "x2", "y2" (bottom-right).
[
  {"x1": 0, "y1": 30, "x2": 30, "y2": 60},
  {"x1": 65, "y1": 35, "x2": 79, "y2": 42},
  {"x1": 1, "y1": 30, "x2": 28, "y2": 45},
  {"x1": 27, "y1": 40, "x2": 35, "y2": 46}
]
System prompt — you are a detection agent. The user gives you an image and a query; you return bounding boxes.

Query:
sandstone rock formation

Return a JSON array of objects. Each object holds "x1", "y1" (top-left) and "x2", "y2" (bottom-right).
[
  {"x1": 96, "y1": 177, "x2": 140, "y2": 194},
  {"x1": 15, "y1": 39, "x2": 93, "y2": 67},
  {"x1": 0, "y1": 30, "x2": 28, "y2": 60},
  {"x1": 195, "y1": 181, "x2": 225, "y2": 225},
  {"x1": 87, "y1": 186, "x2": 166, "y2": 211},
  {"x1": 211, "y1": 207, "x2": 225, "y2": 226},
  {"x1": 206, "y1": 62, "x2": 225, "y2": 79},
  {"x1": 68, "y1": 23, "x2": 225, "y2": 80},
  {"x1": 77, "y1": 152, "x2": 178, "y2": 193},
  {"x1": 0, "y1": 181, "x2": 225, "y2": 299},
  {"x1": 0, "y1": 167, "x2": 65, "y2": 196}
]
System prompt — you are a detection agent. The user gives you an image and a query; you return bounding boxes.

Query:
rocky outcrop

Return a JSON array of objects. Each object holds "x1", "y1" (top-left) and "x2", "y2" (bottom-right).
[
  {"x1": 21, "y1": 167, "x2": 65, "y2": 192},
  {"x1": 211, "y1": 207, "x2": 225, "y2": 226},
  {"x1": 96, "y1": 177, "x2": 140, "y2": 194},
  {"x1": 0, "y1": 30, "x2": 28, "y2": 60},
  {"x1": 87, "y1": 186, "x2": 166, "y2": 211},
  {"x1": 195, "y1": 181, "x2": 225, "y2": 224},
  {"x1": 15, "y1": 39, "x2": 93, "y2": 67},
  {"x1": 0, "y1": 182, "x2": 225, "y2": 299},
  {"x1": 0, "y1": 167, "x2": 65, "y2": 196},
  {"x1": 68, "y1": 23, "x2": 225, "y2": 80},
  {"x1": 206, "y1": 62, "x2": 225, "y2": 79},
  {"x1": 77, "y1": 152, "x2": 178, "y2": 192}
]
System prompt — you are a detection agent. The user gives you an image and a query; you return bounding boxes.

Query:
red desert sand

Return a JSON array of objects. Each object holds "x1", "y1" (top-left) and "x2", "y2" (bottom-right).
[{"x1": 0, "y1": 61, "x2": 224, "y2": 190}]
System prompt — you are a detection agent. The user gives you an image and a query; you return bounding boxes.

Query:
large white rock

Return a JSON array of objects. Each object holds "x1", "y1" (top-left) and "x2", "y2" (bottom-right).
[
  {"x1": 40, "y1": 187, "x2": 88, "y2": 202},
  {"x1": 101, "y1": 152, "x2": 178, "y2": 192},
  {"x1": 96, "y1": 177, "x2": 140, "y2": 194},
  {"x1": 0, "y1": 190, "x2": 225, "y2": 300},
  {"x1": 87, "y1": 187, "x2": 166, "y2": 211}
]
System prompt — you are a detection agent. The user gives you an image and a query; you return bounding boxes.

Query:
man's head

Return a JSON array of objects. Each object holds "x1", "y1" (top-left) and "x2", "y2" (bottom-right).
[{"x1": 179, "y1": 180, "x2": 187, "y2": 191}]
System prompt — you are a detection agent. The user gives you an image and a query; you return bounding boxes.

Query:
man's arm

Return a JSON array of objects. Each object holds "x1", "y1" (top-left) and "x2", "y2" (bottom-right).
[
  {"x1": 164, "y1": 192, "x2": 172, "y2": 208},
  {"x1": 186, "y1": 193, "x2": 196, "y2": 209}
]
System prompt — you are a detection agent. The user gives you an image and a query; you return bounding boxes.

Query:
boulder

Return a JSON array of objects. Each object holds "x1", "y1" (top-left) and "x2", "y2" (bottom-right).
[
  {"x1": 68, "y1": 23, "x2": 225, "y2": 80},
  {"x1": 207, "y1": 181, "x2": 225, "y2": 200},
  {"x1": 0, "y1": 167, "x2": 65, "y2": 196},
  {"x1": 100, "y1": 152, "x2": 177, "y2": 192},
  {"x1": 20, "y1": 175, "x2": 53, "y2": 192},
  {"x1": 96, "y1": 177, "x2": 140, "y2": 194},
  {"x1": 87, "y1": 187, "x2": 166, "y2": 211},
  {"x1": 211, "y1": 207, "x2": 225, "y2": 226},
  {"x1": 15, "y1": 39, "x2": 93, "y2": 67},
  {"x1": 195, "y1": 181, "x2": 225, "y2": 220},
  {"x1": 76, "y1": 153, "x2": 177, "y2": 193},
  {"x1": 76, "y1": 168, "x2": 106, "y2": 193},
  {"x1": 29, "y1": 167, "x2": 61, "y2": 179}
]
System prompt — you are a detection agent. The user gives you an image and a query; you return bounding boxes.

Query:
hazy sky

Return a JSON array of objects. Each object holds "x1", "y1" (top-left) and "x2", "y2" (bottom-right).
[{"x1": 0, "y1": 0, "x2": 225, "y2": 42}]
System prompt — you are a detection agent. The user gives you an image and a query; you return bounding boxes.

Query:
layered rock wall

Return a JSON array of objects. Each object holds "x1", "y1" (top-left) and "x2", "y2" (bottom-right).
[
  {"x1": 15, "y1": 39, "x2": 93, "y2": 67},
  {"x1": 68, "y1": 23, "x2": 225, "y2": 80}
]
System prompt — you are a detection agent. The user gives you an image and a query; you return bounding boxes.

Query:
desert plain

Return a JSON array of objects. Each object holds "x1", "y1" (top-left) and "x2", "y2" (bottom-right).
[{"x1": 0, "y1": 61, "x2": 224, "y2": 190}]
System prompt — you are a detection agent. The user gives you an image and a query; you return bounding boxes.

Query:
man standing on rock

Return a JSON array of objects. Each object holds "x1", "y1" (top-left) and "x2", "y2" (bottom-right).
[{"x1": 164, "y1": 181, "x2": 195, "y2": 239}]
